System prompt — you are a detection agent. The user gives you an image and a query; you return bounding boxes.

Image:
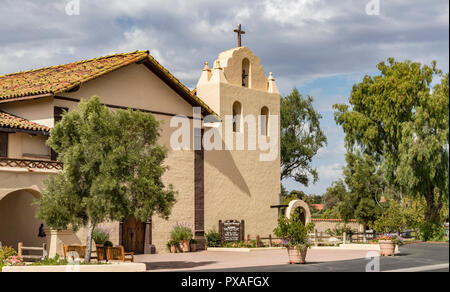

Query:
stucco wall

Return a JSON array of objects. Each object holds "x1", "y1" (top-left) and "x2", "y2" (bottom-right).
[
  {"x1": 0, "y1": 97, "x2": 54, "y2": 128},
  {"x1": 7, "y1": 132, "x2": 51, "y2": 160},
  {"x1": 311, "y1": 219, "x2": 364, "y2": 233}
]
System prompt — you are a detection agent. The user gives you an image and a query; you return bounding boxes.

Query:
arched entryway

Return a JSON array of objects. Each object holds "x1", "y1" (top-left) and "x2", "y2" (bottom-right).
[
  {"x1": 0, "y1": 189, "x2": 46, "y2": 249},
  {"x1": 285, "y1": 200, "x2": 312, "y2": 225}
]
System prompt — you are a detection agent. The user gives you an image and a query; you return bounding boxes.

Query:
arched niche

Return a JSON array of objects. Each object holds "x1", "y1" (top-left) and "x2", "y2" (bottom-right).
[
  {"x1": 260, "y1": 106, "x2": 269, "y2": 136},
  {"x1": 285, "y1": 200, "x2": 312, "y2": 225},
  {"x1": 242, "y1": 58, "x2": 250, "y2": 88},
  {"x1": 232, "y1": 101, "x2": 242, "y2": 132}
]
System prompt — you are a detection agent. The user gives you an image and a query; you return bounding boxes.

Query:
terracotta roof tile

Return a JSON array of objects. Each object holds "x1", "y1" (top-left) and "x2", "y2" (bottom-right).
[
  {"x1": 0, "y1": 51, "x2": 218, "y2": 118},
  {"x1": 0, "y1": 111, "x2": 50, "y2": 133}
]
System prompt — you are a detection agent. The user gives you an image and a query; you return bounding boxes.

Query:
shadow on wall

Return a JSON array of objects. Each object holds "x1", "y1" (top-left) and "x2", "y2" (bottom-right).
[{"x1": 205, "y1": 149, "x2": 251, "y2": 197}]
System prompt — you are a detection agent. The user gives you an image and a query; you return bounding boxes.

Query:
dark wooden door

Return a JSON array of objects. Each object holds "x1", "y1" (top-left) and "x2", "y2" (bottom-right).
[{"x1": 122, "y1": 217, "x2": 145, "y2": 254}]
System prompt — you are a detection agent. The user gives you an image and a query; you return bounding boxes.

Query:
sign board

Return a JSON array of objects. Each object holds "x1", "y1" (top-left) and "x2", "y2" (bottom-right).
[{"x1": 219, "y1": 220, "x2": 243, "y2": 242}]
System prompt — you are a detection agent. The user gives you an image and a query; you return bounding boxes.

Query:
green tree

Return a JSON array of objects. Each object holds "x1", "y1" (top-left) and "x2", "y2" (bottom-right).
[
  {"x1": 334, "y1": 59, "x2": 448, "y2": 240},
  {"x1": 337, "y1": 151, "x2": 384, "y2": 227},
  {"x1": 281, "y1": 88, "x2": 327, "y2": 186},
  {"x1": 322, "y1": 179, "x2": 347, "y2": 210},
  {"x1": 36, "y1": 97, "x2": 176, "y2": 262},
  {"x1": 281, "y1": 190, "x2": 307, "y2": 205}
]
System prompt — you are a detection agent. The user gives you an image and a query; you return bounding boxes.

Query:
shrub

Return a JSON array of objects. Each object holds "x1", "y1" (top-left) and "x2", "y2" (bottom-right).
[
  {"x1": 31, "y1": 254, "x2": 68, "y2": 266},
  {"x1": 103, "y1": 241, "x2": 113, "y2": 247},
  {"x1": 170, "y1": 223, "x2": 193, "y2": 242},
  {"x1": 326, "y1": 224, "x2": 352, "y2": 237},
  {"x1": 0, "y1": 246, "x2": 17, "y2": 262},
  {"x1": 418, "y1": 223, "x2": 446, "y2": 242},
  {"x1": 273, "y1": 216, "x2": 315, "y2": 247},
  {"x1": 205, "y1": 230, "x2": 222, "y2": 247},
  {"x1": 92, "y1": 227, "x2": 111, "y2": 245}
]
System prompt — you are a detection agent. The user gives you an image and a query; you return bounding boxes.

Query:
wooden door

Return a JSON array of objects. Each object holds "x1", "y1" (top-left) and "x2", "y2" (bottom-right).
[{"x1": 122, "y1": 217, "x2": 145, "y2": 254}]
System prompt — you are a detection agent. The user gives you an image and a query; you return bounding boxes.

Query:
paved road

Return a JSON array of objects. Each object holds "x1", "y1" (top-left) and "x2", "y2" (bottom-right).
[{"x1": 194, "y1": 243, "x2": 449, "y2": 272}]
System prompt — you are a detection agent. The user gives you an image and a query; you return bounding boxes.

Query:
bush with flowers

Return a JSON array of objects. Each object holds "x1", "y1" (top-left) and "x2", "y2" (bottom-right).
[
  {"x1": 5, "y1": 255, "x2": 24, "y2": 267},
  {"x1": 376, "y1": 233, "x2": 404, "y2": 246},
  {"x1": 273, "y1": 216, "x2": 315, "y2": 248},
  {"x1": 170, "y1": 222, "x2": 194, "y2": 242},
  {"x1": 0, "y1": 246, "x2": 19, "y2": 272}
]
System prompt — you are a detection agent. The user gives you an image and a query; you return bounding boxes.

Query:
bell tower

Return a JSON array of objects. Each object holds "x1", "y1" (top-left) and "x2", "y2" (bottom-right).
[{"x1": 196, "y1": 41, "x2": 281, "y2": 244}]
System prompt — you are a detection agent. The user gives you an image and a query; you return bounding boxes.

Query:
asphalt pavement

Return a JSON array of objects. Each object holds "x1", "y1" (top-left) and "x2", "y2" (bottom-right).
[{"x1": 194, "y1": 243, "x2": 449, "y2": 272}]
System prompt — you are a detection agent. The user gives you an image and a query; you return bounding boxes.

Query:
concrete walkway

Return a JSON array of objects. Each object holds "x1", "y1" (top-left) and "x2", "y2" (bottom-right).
[{"x1": 135, "y1": 248, "x2": 371, "y2": 272}]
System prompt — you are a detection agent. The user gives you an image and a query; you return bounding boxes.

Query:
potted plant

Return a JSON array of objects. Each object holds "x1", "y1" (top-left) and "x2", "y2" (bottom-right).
[
  {"x1": 170, "y1": 223, "x2": 194, "y2": 253},
  {"x1": 274, "y1": 216, "x2": 314, "y2": 264},
  {"x1": 92, "y1": 227, "x2": 111, "y2": 247},
  {"x1": 167, "y1": 240, "x2": 179, "y2": 253},
  {"x1": 190, "y1": 239, "x2": 198, "y2": 252},
  {"x1": 377, "y1": 234, "x2": 403, "y2": 256},
  {"x1": 371, "y1": 200, "x2": 405, "y2": 256}
]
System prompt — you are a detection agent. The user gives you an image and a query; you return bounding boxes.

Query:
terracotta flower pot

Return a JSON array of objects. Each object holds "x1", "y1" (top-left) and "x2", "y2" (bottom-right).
[
  {"x1": 180, "y1": 240, "x2": 190, "y2": 252},
  {"x1": 190, "y1": 243, "x2": 197, "y2": 252},
  {"x1": 287, "y1": 246, "x2": 308, "y2": 264},
  {"x1": 379, "y1": 240, "x2": 396, "y2": 256},
  {"x1": 170, "y1": 245, "x2": 178, "y2": 253}
]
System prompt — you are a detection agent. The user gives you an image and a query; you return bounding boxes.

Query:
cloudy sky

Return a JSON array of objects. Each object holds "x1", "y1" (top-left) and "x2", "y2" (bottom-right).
[{"x1": 1, "y1": 0, "x2": 448, "y2": 195}]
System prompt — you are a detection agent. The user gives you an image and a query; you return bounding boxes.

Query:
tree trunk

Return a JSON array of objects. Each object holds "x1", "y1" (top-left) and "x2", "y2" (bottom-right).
[
  {"x1": 84, "y1": 221, "x2": 96, "y2": 263},
  {"x1": 425, "y1": 192, "x2": 442, "y2": 224}
]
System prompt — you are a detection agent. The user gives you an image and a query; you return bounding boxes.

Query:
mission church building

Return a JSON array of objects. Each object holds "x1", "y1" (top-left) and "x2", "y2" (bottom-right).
[{"x1": 0, "y1": 29, "x2": 281, "y2": 255}]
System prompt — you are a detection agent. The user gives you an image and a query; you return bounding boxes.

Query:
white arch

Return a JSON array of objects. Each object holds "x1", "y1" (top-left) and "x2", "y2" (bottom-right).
[
  {"x1": 0, "y1": 187, "x2": 41, "y2": 201},
  {"x1": 285, "y1": 200, "x2": 312, "y2": 224}
]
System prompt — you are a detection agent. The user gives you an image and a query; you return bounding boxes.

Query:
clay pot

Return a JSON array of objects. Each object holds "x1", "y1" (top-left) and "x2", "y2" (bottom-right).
[
  {"x1": 379, "y1": 240, "x2": 396, "y2": 256},
  {"x1": 287, "y1": 246, "x2": 308, "y2": 264},
  {"x1": 180, "y1": 240, "x2": 190, "y2": 253},
  {"x1": 170, "y1": 245, "x2": 178, "y2": 254},
  {"x1": 190, "y1": 243, "x2": 197, "y2": 252}
]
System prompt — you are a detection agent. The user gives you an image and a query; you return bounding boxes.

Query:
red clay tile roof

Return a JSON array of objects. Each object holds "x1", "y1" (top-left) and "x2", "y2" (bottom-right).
[
  {"x1": 312, "y1": 204, "x2": 324, "y2": 210},
  {"x1": 0, "y1": 110, "x2": 50, "y2": 133},
  {"x1": 312, "y1": 218, "x2": 358, "y2": 222},
  {"x1": 0, "y1": 51, "x2": 217, "y2": 117}
]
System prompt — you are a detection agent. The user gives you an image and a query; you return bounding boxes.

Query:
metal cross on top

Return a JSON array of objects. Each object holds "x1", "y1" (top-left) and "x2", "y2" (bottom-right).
[{"x1": 234, "y1": 24, "x2": 245, "y2": 47}]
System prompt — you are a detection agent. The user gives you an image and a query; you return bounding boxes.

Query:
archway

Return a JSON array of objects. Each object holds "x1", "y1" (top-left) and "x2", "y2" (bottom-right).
[
  {"x1": 0, "y1": 189, "x2": 46, "y2": 249},
  {"x1": 285, "y1": 200, "x2": 311, "y2": 225}
]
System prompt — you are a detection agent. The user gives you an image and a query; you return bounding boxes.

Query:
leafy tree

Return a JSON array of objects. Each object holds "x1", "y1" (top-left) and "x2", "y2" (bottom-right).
[
  {"x1": 281, "y1": 88, "x2": 327, "y2": 186},
  {"x1": 322, "y1": 179, "x2": 347, "y2": 210},
  {"x1": 281, "y1": 190, "x2": 307, "y2": 205},
  {"x1": 371, "y1": 200, "x2": 404, "y2": 233},
  {"x1": 337, "y1": 151, "x2": 384, "y2": 227},
  {"x1": 334, "y1": 59, "x2": 448, "y2": 240},
  {"x1": 36, "y1": 97, "x2": 176, "y2": 262}
]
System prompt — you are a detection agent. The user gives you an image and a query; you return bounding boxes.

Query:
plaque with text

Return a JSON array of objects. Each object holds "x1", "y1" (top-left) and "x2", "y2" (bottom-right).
[{"x1": 221, "y1": 220, "x2": 242, "y2": 242}]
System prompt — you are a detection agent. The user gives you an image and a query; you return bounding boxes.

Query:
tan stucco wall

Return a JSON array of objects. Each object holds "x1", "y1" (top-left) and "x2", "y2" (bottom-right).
[
  {"x1": 0, "y1": 97, "x2": 54, "y2": 128},
  {"x1": 311, "y1": 220, "x2": 364, "y2": 233},
  {"x1": 7, "y1": 132, "x2": 51, "y2": 160}
]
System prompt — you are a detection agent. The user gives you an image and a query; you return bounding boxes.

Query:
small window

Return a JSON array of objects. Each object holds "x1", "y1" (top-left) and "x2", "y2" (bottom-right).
[
  {"x1": 260, "y1": 106, "x2": 269, "y2": 136},
  {"x1": 51, "y1": 107, "x2": 68, "y2": 161},
  {"x1": 242, "y1": 58, "x2": 250, "y2": 87},
  {"x1": 233, "y1": 101, "x2": 242, "y2": 132},
  {"x1": 0, "y1": 132, "x2": 8, "y2": 157}
]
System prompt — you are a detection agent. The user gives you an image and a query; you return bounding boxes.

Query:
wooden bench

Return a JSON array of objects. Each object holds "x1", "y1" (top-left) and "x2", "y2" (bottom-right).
[
  {"x1": 96, "y1": 246, "x2": 134, "y2": 262},
  {"x1": 18, "y1": 242, "x2": 47, "y2": 262},
  {"x1": 62, "y1": 244, "x2": 98, "y2": 261}
]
